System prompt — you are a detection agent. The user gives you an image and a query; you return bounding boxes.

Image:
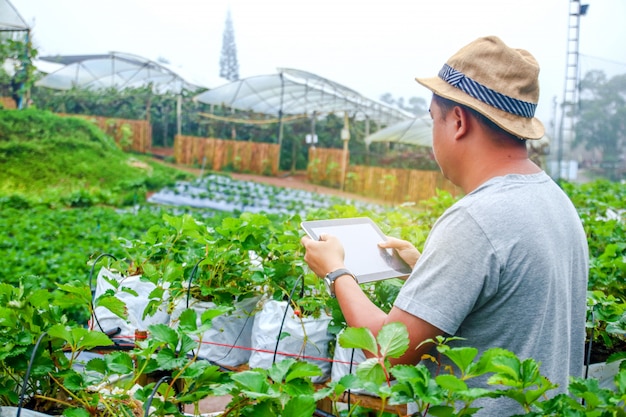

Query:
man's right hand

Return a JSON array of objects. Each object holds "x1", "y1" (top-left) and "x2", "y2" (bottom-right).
[{"x1": 378, "y1": 236, "x2": 420, "y2": 269}]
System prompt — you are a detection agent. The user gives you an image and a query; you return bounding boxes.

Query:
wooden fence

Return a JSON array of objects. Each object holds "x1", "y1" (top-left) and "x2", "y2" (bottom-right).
[
  {"x1": 0, "y1": 97, "x2": 16, "y2": 109},
  {"x1": 60, "y1": 114, "x2": 152, "y2": 153},
  {"x1": 174, "y1": 134, "x2": 280, "y2": 176},
  {"x1": 308, "y1": 147, "x2": 460, "y2": 204}
]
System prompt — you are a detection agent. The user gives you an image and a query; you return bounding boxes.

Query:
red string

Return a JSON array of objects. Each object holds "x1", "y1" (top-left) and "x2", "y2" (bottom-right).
[{"x1": 109, "y1": 334, "x2": 360, "y2": 366}]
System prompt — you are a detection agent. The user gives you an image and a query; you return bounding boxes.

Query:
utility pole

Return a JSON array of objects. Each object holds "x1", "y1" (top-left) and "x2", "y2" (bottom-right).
[{"x1": 556, "y1": 0, "x2": 588, "y2": 180}]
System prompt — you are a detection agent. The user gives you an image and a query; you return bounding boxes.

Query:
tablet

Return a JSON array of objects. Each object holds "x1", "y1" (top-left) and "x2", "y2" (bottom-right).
[{"x1": 301, "y1": 217, "x2": 412, "y2": 283}]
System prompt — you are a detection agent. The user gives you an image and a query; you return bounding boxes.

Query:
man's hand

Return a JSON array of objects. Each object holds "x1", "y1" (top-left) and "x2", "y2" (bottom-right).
[
  {"x1": 301, "y1": 234, "x2": 346, "y2": 277},
  {"x1": 378, "y1": 236, "x2": 420, "y2": 269}
]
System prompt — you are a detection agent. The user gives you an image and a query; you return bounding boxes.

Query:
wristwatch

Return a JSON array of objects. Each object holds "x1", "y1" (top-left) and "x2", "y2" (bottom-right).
[{"x1": 324, "y1": 268, "x2": 358, "y2": 298}]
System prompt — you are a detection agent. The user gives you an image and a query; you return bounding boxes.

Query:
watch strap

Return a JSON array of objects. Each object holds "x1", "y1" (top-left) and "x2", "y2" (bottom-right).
[
  {"x1": 325, "y1": 268, "x2": 357, "y2": 283},
  {"x1": 325, "y1": 268, "x2": 357, "y2": 297}
]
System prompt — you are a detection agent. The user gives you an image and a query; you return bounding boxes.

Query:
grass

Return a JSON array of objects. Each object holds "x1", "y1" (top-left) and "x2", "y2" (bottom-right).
[{"x1": 0, "y1": 108, "x2": 192, "y2": 208}]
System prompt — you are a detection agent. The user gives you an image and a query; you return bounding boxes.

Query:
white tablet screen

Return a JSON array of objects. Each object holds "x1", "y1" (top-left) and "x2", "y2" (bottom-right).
[{"x1": 301, "y1": 217, "x2": 412, "y2": 283}]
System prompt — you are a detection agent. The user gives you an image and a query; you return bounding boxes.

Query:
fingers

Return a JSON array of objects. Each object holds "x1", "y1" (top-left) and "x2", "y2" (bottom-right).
[{"x1": 378, "y1": 236, "x2": 411, "y2": 249}]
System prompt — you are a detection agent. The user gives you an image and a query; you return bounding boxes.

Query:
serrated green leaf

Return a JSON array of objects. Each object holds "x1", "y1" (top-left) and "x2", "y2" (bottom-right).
[
  {"x1": 435, "y1": 374, "x2": 468, "y2": 391},
  {"x1": 85, "y1": 357, "x2": 107, "y2": 374},
  {"x1": 47, "y1": 324, "x2": 72, "y2": 343},
  {"x1": 339, "y1": 327, "x2": 377, "y2": 355},
  {"x1": 178, "y1": 332, "x2": 199, "y2": 355},
  {"x1": 377, "y1": 322, "x2": 409, "y2": 359},
  {"x1": 95, "y1": 294, "x2": 127, "y2": 319},
  {"x1": 105, "y1": 351, "x2": 134, "y2": 374},
  {"x1": 283, "y1": 395, "x2": 316, "y2": 417},
  {"x1": 155, "y1": 348, "x2": 189, "y2": 370},
  {"x1": 63, "y1": 407, "x2": 92, "y2": 417},
  {"x1": 178, "y1": 308, "x2": 198, "y2": 332},
  {"x1": 442, "y1": 346, "x2": 478, "y2": 376},
  {"x1": 285, "y1": 361, "x2": 322, "y2": 382},
  {"x1": 231, "y1": 370, "x2": 270, "y2": 394},
  {"x1": 356, "y1": 357, "x2": 386, "y2": 387},
  {"x1": 268, "y1": 358, "x2": 295, "y2": 383},
  {"x1": 148, "y1": 323, "x2": 179, "y2": 348}
]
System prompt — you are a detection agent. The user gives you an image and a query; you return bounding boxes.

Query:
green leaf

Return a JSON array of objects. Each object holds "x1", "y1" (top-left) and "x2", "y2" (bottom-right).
[
  {"x1": 57, "y1": 282, "x2": 92, "y2": 304},
  {"x1": 282, "y1": 395, "x2": 316, "y2": 417},
  {"x1": 268, "y1": 358, "x2": 295, "y2": 383},
  {"x1": 178, "y1": 308, "x2": 198, "y2": 332},
  {"x1": 200, "y1": 305, "x2": 231, "y2": 328},
  {"x1": 62, "y1": 370, "x2": 86, "y2": 391},
  {"x1": 339, "y1": 327, "x2": 377, "y2": 355},
  {"x1": 178, "y1": 333, "x2": 199, "y2": 355},
  {"x1": 435, "y1": 374, "x2": 468, "y2": 391},
  {"x1": 63, "y1": 408, "x2": 92, "y2": 417},
  {"x1": 155, "y1": 348, "x2": 189, "y2": 370},
  {"x1": 85, "y1": 357, "x2": 107, "y2": 374},
  {"x1": 104, "y1": 351, "x2": 134, "y2": 374},
  {"x1": 47, "y1": 323, "x2": 72, "y2": 343},
  {"x1": 148, "y1": 323, "x2": 179, "y2": 348},
  {"x1": 377, "y1": 322, "x2": 409, "y2": 359},
  {"x1": 426, "y1": 405, "x2": 456, "y2": 417},
  {"x1": 231, "y1": 370, "x2": 270, "y2": 394},
  {"x1": 441, "y1": 346, "x2": 478, "y2": 375},
  {"x1": 285, "y1": 361, "x2": 322, "y2": 382},
  {"x1": 79, "y1": 330, "x2": 113, "y2": 350},
  {"x1": 356, "y1": 357, "x2": 387, "y2": 387},
  {"x1": 95, "y1": 294, "x2": 127, "y2": 319}
]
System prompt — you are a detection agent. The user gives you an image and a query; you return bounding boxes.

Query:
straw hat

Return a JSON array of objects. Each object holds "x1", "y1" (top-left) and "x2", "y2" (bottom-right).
[{"x1": 416, "y1": 36, "x2": 545, "y2": 140}]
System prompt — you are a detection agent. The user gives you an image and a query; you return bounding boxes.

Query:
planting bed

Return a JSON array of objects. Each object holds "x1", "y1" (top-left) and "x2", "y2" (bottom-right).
[{"x1": 147, "y1": 173, "x2": 380, "y2": 215}]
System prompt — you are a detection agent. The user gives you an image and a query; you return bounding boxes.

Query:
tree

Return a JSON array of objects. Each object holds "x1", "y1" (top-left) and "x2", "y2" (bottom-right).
[
  {"x1": 575, "y1": 70, "x2": 626, "y2": 180},
  {"x1": 219, "y1": 9, "x2": 239, "y2": 82},
  {"x1": 379, "y1": 93, "x2": 428, "y2": 116},
  {"x1": 0, "y1": 33, "x2": 38, "y2": 108}
]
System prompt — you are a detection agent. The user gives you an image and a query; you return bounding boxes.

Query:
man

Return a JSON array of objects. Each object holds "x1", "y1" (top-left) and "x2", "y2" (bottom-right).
[{"x1": 301, "y1": 36, "x2": 588, "y2": 415}]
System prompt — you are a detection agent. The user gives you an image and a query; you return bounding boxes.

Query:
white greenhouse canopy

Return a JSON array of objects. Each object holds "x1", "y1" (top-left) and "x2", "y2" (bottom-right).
[
  {"x1": 194, "y1": 68, "x2": 413, "y2": 126},
  {"x1": 36, "y1": 52, "x2": 206, "y2": 94},
  {"x1": 365, "y1": 117, "x2": 434, "y2": 147},
  {"x1": 0, "y1": 0, "x2": 29, "y2": 32},
  {"x1": 365, "y1": 117, "x2": 552, "y2": 150}
]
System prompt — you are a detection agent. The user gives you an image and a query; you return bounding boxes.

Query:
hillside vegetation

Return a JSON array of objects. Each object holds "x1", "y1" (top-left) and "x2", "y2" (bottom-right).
[{"x1": 0, "y1": 109, "x2": 190, "y2": 207}]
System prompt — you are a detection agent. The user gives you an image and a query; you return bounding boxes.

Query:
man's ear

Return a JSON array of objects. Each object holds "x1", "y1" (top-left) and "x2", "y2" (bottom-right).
[{"x1": 451, "y1": 105, "x2": 470, "y2": 140}]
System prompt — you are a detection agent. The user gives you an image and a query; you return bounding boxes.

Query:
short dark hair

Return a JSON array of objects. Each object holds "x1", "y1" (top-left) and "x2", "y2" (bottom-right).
[{"x1": 432, "y1": 94, "x2": 525, "y2": 143}]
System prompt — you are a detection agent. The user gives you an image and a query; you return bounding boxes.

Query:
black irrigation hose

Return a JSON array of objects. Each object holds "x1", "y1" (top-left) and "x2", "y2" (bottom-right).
[
  {"x1": 346, "y1": 347, "x2": 356, "y2": 409},
  {"x1": 273, "y1": 274, "x2": 304, "y2": 365},
  {"x1": 313, "y1": 409, "x2": 336, "y2": 417},
  {"x1": 17, "y1": 332, "x2": 48, "y2": 417},
  {"x1": 185, "y1": 258, "x2": 206, "y2": 309},
  {"x1": 143, "y1": 375, "x2": 172, "y2": 417},
  {"x1": 89, "y1": 253, "x2": 118, "y2": 334},
  {"x1": 584, "y1": 310, "x2": 595, "y2": 380}
]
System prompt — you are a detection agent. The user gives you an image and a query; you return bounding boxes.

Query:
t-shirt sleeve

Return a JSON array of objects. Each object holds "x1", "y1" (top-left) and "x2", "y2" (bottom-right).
[{"x1": 394, "y1": 206, "x2": 501, "y2": 335}]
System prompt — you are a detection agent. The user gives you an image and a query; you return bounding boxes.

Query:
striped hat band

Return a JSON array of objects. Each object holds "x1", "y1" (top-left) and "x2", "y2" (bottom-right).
[{"x1": 438, "y1": 63, "x2": 537, "y2": 119}]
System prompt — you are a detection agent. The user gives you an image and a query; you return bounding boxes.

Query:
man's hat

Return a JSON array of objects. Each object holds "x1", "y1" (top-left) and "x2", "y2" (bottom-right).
[{"x1": 416, "y1": 36, "x2": 545, "y2": 140}]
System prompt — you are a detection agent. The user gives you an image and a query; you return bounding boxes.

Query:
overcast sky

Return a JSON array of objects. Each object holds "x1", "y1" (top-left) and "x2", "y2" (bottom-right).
[{"x1": 11, "y1": 0, "x2": 626, "y2": 130}]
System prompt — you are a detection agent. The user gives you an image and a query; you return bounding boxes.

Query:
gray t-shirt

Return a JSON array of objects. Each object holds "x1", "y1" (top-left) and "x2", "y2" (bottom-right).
[{"x1": 395, "y1": 172, "x2": 588, "y2": 416}]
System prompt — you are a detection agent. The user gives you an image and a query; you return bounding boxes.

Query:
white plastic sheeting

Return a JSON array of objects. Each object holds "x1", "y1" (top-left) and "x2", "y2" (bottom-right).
[
  {"x1": 36, "y1": 52, "x2": 206, "y2": 94},
  {"x1": 364, "y1": 117, "x2": 434, "y2": 147},
  {"x1": 365, "y1": 117, "x2": 552, "y2": 151},
  {"x1": 0, "y1": 0, "x2": 29, "y2": 31},
  {"x1": 194, "y1": 68, "x2": 413, "y2": 126}
]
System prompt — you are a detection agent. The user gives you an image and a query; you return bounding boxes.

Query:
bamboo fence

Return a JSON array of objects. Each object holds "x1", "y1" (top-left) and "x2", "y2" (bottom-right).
[
  {"x1": 0, "y1": 97, "x2": 17, "y2": 109},
  {"x1": 174, "y1": 134, "x2": 280, "y2": 176},
  {"x1": 308, "y1": 147, "x2": 460, "y2": 204}
]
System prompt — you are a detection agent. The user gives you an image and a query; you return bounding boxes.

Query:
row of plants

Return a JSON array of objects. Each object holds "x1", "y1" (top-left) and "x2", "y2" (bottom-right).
[
  {"x1": 148, "y1": 173, "x2": 379, "y2": 215},
  {"x1": 2, "y1": 265, "x2": 625, "y2": 417},
  {"x1": 1, "y1": 180, "x2": 624, "y2": 415}
]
